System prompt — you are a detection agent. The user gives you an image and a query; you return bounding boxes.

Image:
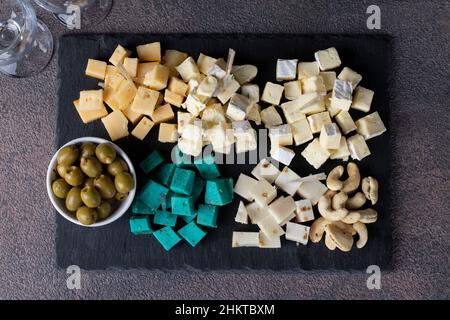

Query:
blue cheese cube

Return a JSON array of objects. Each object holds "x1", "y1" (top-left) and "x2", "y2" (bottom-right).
[
  {"x1": 274, "y1": 166, "x2": 302, "y2": 196},
  {"x1": 355, "y1": 111, "x2": 386, "y2": 140},
  {"x1": 330, "y1": 79, "x2": 353, "y2": 111},
  {"x1": 301, "y1": 138, "x2": 330, "y2": 169},
  {"x1": 314, "y1": 47, "x2": 342, "y2": 71},
  {"x1": 276, "y1": 59, "x2": 298, "y2": 81}
]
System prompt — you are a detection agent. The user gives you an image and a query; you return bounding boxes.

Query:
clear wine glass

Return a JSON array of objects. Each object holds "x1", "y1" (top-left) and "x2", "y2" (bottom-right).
[
  {"x1": 33, "y1": 0, "x2": 112, "y2": 29},
  {"x1": 0, "y1": 0, "x2": 53, "y2": 77}
]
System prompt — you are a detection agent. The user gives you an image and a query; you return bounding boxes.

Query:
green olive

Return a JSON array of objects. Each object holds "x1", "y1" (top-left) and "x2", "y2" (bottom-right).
[
  {"x1": 50, "y1": 168, "x2": 58, "y2": 182},
  {"x1": 56, "y1": 145, "x2": 79, "y2": 166},
  {"x1": 80, "y1": 186, "x2": 102, "y2": 208},
  {"x1": 107, "y1": 158, "x2": 129, "y2": 176},
  {"x1": 80, "y1": 156, "x2": 102, "y2": 178},
  {"x1": 64, "y1": 166, "x2": 85, "y2": 187},
  {"x1": 76, "y1": 206, "x2": 98, "y2": 225},
  {"x1": 80, "y1": 142, "x2": 97, "y2": 158},
  {"x1": 56, "y1": 164, "x2": 70, "y2": 179},
  {"x1": 96, "y1": 201, "x2": 112, "y2": 220},
  {"x1": 52, "y1": 179, "x2": 71, "y2": 199},
  {"x1": 84, "y1": 177, "x2": 95, "y2": 188},
  {"x1": 94, "y1": 174, "x2": 116, "y2": 199},
  {"x1": 95, "y1": 143, "x2": 116, "y2": 164},
  {"x1": 65, "y1": 187, "x2": 83, "y2": 212},
  {"x1": 114, "y1": 172, "x2": 134, "y2": 193},
  {"x1": 114, "y1": 192, "x2": 128, "y2": 201}
]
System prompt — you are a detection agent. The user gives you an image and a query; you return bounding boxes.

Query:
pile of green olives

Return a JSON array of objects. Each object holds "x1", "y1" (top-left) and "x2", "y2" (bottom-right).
[{"x1": 51, "y1": 142, "x2": 134, "y2": 225}]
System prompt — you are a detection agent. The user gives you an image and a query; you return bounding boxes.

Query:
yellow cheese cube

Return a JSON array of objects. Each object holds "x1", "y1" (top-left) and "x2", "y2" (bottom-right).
[
  {"x1": 164, "y1": 89, "x2": 184, "y2": 108},
  {"x1": 73, "y1": 99, "x2": 108, "y2": 124},
  {"x1": 130, "y1": 86, "x2": 159, "y2": 116},
  {"x1": 106, "y1": 65, "x2": 119, "y2": 77},
  {"x1": 85, "y1": 59, "x2": 107, "y2": 80},
  {"x1": 284, "y1": 80, "x2": 302, "y2": 100},
  {"x1": 197, "y1": 53, "x2": 217, "y2": 75},
  {"x1": 79, "y1": 89, "x2": 104, "y2": 111},
  {"x1": 131, "y1": 117, "x2": 154, "y2": 140},
  {"x1": 150, "y1": 104, "x2": 174, "y2": 123},
  {"x1": 163, "y1": 50, "x2": 188, "y2": 68},
  {"x1": 175, "y1": 57, "x2": 200, "y2": 82},
  {"x1": 123, "y1": 57, "x2": 138, "y2": 78},
  {"x1": 122, "y1": 105, "x2": 143, "y2": 125},
  {"x1": 109, "y1": 45, "x2": 131, "y2": 66},
  {"x1": 115, "y1": 81, "x2": 137, "y2": 110},
  {"x1": 168, "y1": 77, "x2": 188, "y2": 96},
  {"x1": 105, "y1": 73, "x2": 125, "y2": 91},
  {"x1": 156, "y1": 92, "x2": 164, "y2": 105},
  {"x1": 101, "y1": 110, "x2": 129, "y2": 141},
  {"x1": 143, "y1": 64, "x2": 169, "y2": 91},
  {"x1": 136, "y1": 42, "x2": 161, "y2": 62},
  {"x1": 133, "y1": 62, "x2": 158, "y2": 84},
  {"x1": 103, "y1": 87, "x2": 120, "y2": 111},
  {"x1": 158, "y1": 123, "x2": 178, "y2": 143}
]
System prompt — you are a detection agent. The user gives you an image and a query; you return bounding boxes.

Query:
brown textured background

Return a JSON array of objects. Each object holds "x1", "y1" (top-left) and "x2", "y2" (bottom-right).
[{"x1": 0, "y1": 0, "x2": 449, "y2": 299}]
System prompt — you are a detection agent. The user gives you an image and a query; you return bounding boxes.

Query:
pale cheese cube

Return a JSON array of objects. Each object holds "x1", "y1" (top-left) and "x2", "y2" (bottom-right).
[
  {"x1": 260, "y1": 106, "x2": 283, "y2": 128},
  {"x1": 297, "y1": 62, "x2": 319, "y2": 79},
  {"x1": 79, "y1": 89, "x2": 104, "y2": 111},
  {"x1": 245, "y1": 202, "x2": 270, "y2": 224},
  {"x1": 130, "y1": 86, "x2": 159, "y2": 116},
  {"x1": 163, "y1": 50, "x2": 188, "y2": 68},
  {"x1": 232, "y1": 232, "x2": 259, "y2": 248},
  {"x1": 175, "y1": 57, "x2": 200, "y2": 82},
  {"x1": 101, "y1": 110, "x2": 129, "y2": 141},
  {"x1": 259, "y1": 232, "x2": 281, "y2": 249},
  {"x1": 105, "y1": 65, "x2": 119, "y2": 77},
  {"x1": 197, "y1": 76, "x2": 218, "y2": 98},
  {"x1": 201, "y1": 103, "x2": 226, "y2": 123},
  {"x1": 302, "y1": 75, "x2": 326, "y2": 95},
  {"x1": 338, "y1": 67, "x2": 362, "y2": 89},
  {"x1": 109, "y1": 45, "x2": 131, "y2": 66},
  {"x1": 324, "y1": 92, "x2": 341, "y2": 117},
  {"x1": 330, "y1": 136, "x2": 350, "y2": 160},
  {"x1": 335, "y1": 110, "x2": 357, "y2": 134},
  {"x1": 123, "y1": 57, "x2": 138, "y2": 78},
  {"x1": 182, "y1": 90, "x2": 208, "y2": 117},
  {"x1": 330, "y1": 79, "x2": 353, "y2": 111},
  {"x1": 314, "y1": 47, "x2": 341, "y2": 71},
  {"x1": 232, "y1": 64, "x2": 258, "y2": 85},
  {"x1": 270, "y1": 146, "x2": 295, "y2": 166},
  {"x1": 144, "y1": 64, "x2": 169, "y2": 91},
  {"x1": 232, "y1": 120, "x2": 257, "y2": 153},
  {"x1": 122, "y1": 105, "x2": 143, "y2": 125},
  {"x1": 178, "y1": 136, "x2": 202, "y2": 157},
  {"x1": 301, "y1": 138, "x2": 330, "y2": 169},
  {"x1": 347, "y1": 134, "x2": 371, "y2": 161},
  {"x1": 295, "y1": 199, "x2": 315, "y2": 223},
  {"x1": 284, "y1": 80, "x2": 303, "y2": 100},
  {"x1": 133, "y1": 62, "x2": 158, "y2": 85},
  {"x1": 280, "y1": 100, "x2": 306, "y2": 124},
  {"x1": 279, "y1": 212, "x2": 296, "y2": 226},
  {"x1": 226, "y1": 94, "x2": 252, "y2": 121},
  {"x1": 217, "y1": 78, "x2": 240, "y2": 104},
  {"x1": 240, "y1": 84, "x2": 260, "y2": 104},
  {"x1": 285, "y1": 222, "x2": 310, "y2": 245},
  {"x1": 269, "y1": 124, "x2": 293, "y2": 146},
  {"x1": 151, "y1": 104, "x2": 174, "y2": 123},
  {"x1": 248, "y1": 178, "x2": 278, "y2": 206},
  {"x1": 352, "y1": 86, "x2": 374, "y2": 112},
  {"x1": 268, "y1": 196, "x2": 296, "y2": 224},
  {"x1": 207, "y1": 123, "x2": 235, "y2": 154},
  {"x1": 168, "y1": 77, "x2": 188, "y2": 97},
  {"x1": 291, "y1": 119, "x2": 313, "y2": 146},
  {"x1": 207, "y1": 62, "x2": 227, "y2": 80},
  {"x1": 276, "y1": 59, "x2": 298, "y2": 81},
  {"x1": 158, "y1": 123, "x2": 178, "y2": 143},
  {"x1": 197, "y1": 53, "x2": 217, "y2": 75},
  {"x1": 163, "y1": 89, "x2": 184, "y2": 108},
  {"x1": 274, "y1": 166, "x2": 302, "y2": 196},
  {"x1": 299, "y1": 173, "x2": 327, "y2": 182},
  {"x1": 307, "y1": 111, "x2": 332, "y2": 133},
  {"x1": 258, "y1": 214, "x2": 286, "y2": 239},
  {"x1": 235, "y1": 201, "x2": 249, "y2": 224},
  {"x1": 73, "y1": 99, "x2": 107, "y2": 124},
  {"x1": 177, "y1": 111, "x2": 194, "y2": 134},
  {"x1": 319, "y1": 71, "x2": 336, "y2": 92},
  {"x1": 355, "y1": 111, "x2": 386, "y2": 140},
  {"x1": 251, "y1": 158, "x2": 281, "y2": 183},
  {"x1": 319, "y1": 123, "x2": 341, "y2": 150},
  {"x1": 131, "y1": 117, "x2": 154, "y2": 140},
  {"x1": 280, "y1": 92, "x2": 324, "y2": 117},
  {"x1": 246, "y1": 103, "x2": 262, "y2": 125},
  {"x1": 136, "y1": 42, "x2": 161, "y2": 62},
  {"x1": 261, "y1": 82, "x2": 284, "y2": 105},
  {"x1": 85, "y1": 59, "x2": 107, "y2": 80},
  {"x1": 297, "y1": 179, "x2": 327, "y2": 205},
  {"x1": 115, "y1": 80, "x2": 137, "y2": 110}
]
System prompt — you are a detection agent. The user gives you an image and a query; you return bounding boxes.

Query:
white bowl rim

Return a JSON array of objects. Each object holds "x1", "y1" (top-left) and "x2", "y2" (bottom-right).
[{"x1": 46, "y1": 137, "x2": 136, "y2": 227}]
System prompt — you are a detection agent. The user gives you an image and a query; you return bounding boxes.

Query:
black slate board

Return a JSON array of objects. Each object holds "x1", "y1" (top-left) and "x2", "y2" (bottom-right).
[{"x1": 56, "y1": 33, "x2": 392, "y2": 271}]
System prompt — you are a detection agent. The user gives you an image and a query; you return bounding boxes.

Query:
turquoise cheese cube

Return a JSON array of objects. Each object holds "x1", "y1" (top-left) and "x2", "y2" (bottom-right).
[
  {"x1": 196, "y1": 204, "x2": 219, "y2": 228},
  {"x1": 162, "y1": 190, "x2": 174, "y2": 210},
  {"x1": 192, "y1": 176, "x2": 205, "y2": 203},
  {"x1": 173, "y1": 146, "x2": 195, "y2": 168},
  {"x1": 154, "y1": 163, "x2": 176, "y2": 186},
  {"x1": 178, "y1": 221, "x2": 207, "y2": 247},
  {"x1": 204, "y1": 178, "x2": 234, "y2": 206},
  {"x1": 129, "y1": 216, "x2": 153, "y2": 235},
  {"x1": 139, "y1": 180, "x2": 169, "y2": 210},
  {"x1": 181, "y1": 213, "x2": 197, "y2": 224},
  {"x1": 194, "y1": 153, "x2": 220, "y2": 179},
  {"x1": 170, "y1": 167, "x2": 195, "y2": 195},
  {"x1": 171, "y1": 194, "x2": 195, "y2": 216},
  {"x1": 140, "y1": 150, "x2": 164, "y2": 174},
  {"x1": 153, "y1": 226, "x2": 182, "y2": 251},
  {"x1": 153, "y1": 210, "x2": 177, "y2": 227},
  {"x1": 132, "y1": 198, "x2": 154, "y2": 215}
]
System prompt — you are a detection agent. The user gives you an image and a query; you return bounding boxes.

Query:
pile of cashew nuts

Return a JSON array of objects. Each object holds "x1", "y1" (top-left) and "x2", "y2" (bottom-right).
[{"x1": 310, "y1": 162, "x2": 379, "y2": 252}]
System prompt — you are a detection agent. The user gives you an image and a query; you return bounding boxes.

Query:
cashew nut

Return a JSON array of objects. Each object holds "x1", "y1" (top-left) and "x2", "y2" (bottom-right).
[
  {"x1": 353, "y1": 222, "x2": 368, "y2": 248},
  {"x1": 324, "y1": 233, "x2": 337, "y2": 250},
  {"x1": 346, "y1": 192, "x2": 366, "y2": 210},
  {"x1": 326, "y1": 165, "x2": 344, "y2": 191},
  {"x1": 309, "y1": 217, "x2": 329, "y2": 243},
  {"x1": 331, "y1": 191, "x2": 348, "y2": 210},
  {"x1": 331, "y1": 221, "x2": 356, "y2": 235},
  {"x1": 318, "y1": 195, "x2": 349, "y2": 221},
  {"x1": 361, "y1": 176, "x2": 379, "y2": 205},
  {"x1": 324, "y1": 224, "x2": 354, "y2": 252},
  {"x1": 324, "y1": 189, "x2": 337, "y2": 198},
  {"x1": 341, "y1": 162, "x2": 361, "y2": 193},
  {"x1": 357, "y1": 208, "x2": 378, "y2": 224},
  {"x1": 341, "y1": 211, "x2": 361, "y2": 224}
]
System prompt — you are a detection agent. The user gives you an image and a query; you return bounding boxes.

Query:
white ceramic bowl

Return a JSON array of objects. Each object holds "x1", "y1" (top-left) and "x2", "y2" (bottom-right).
[{"x1": 46, "y1": 137, "x2": 136, "y2": 227}]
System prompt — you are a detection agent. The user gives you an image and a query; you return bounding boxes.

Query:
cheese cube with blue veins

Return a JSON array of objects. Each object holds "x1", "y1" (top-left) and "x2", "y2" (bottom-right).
[
  {"x1": 314, "y1": 47, "x2": 342, "y2": 71},
  {"x1": 261, "y1": 82, "x2": 284, "y2": 105},
  {"x1": 140, "y1": 150, "x2": 164, "y2": 174},
  {"x1": 276, "y1": 59, "x2": 298, "y2": 81},
  {"x1": 301, "y1": 138, "x2": 330, "y2": 169},
  {"x1": 196, "y1": 204, "x2": 219, "y2": 228},
  {"x1": 251, "y1": 158, "x2": 281, "y2": 184},
  {"x1": 226, "y1": 93, "x2": 253, "y2": 121},
  {"x1": 338, "y1": 67, "x2": 362, "y2": 89},
  {"x1": 171, "y1": 194, "x2": 195, "y2": 216},
  {"x1": 170, "y1": 167, "x2": 196, "y2": 195},
  {"x1": 355, "y1": 111, "x2": 386, "y2": 140},
  {"x1": 205, "y1": 178, "x2": 234, "y2": 206},
  {"x1": 139, "y1": 180, "x2": 169, "y2": 210},
  {"x1": 274, "y1": 166, "x2": 302, "y2": 196},
  {"x1": 330, "y1": 79, "x2": 353, "y2": 111},
  {"x1": 269, "y1": 124, "x2": 293, "y2": 147},
  {"x1": 153, "y1": 226, "x2": 182, "y2": 251},
  {"x1": 153, "y1": 210, "x2": 177, "y2": 227}
]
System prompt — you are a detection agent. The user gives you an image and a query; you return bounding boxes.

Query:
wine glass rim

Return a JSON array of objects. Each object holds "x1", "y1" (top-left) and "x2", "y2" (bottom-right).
[{"x1": 33, "y1": 0, "x2": 75, "y2": 14}]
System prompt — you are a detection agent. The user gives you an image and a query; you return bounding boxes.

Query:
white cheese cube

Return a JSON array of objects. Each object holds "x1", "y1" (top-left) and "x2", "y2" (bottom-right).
[
  {"x1": 232, "y1": 65, "x2": 258, "y2": 85},
  {"x1": 240, "y1": 84, "x2": 260, "y2": 104},
  {"x1": 307, "y1": 111, "x2": 332, "y2": 133},
  {"x1": 314, "y1": 47, "x2": 341, "y2": 71},
  {"x1": 324, "y1": 92, "x2": 341, "y2": 117},
  {"x1": 248, "y1": 178, "x2": 278, "y2": 206},
  {"x1": 297, "y1": 62, "x2": 320, "y2": 79},
  {"x1": 291, "y1": 119, "x2": 314, "y2": 146},
  {"x1": 299, "y1": 173, "x2": 327, "y2": 182},
  {"x1": 217, "y1": 78, "x2": 240, "y2": 104},
  {"x1": 297, "y1": 179, "x2": 327, "y2": 205},
  {"x1": 207, "y1": 123, "x2": 235, "y2": 154},
  {"x1": 261, "y1": 82, "x2": 284, "y2": 105},
  {"x1": 274, "y1": 166, "x2": 302, "y2": 196},
  {"x1": 280, "y1": 92, "x2": 324, "y2": 116},
  {"x1": 233, "y1": 121, "x2": 257, "y2": 153},
  {"x1": 285, "y1": 222, "x2": 310, "y2": 245},
  {"x1": 197, "y1": 53, "x2": 217, "y2": 75},
  {"x1": 330, "y1": 136, "x2": 351, "y2": 160},
  {"x1": 280, "y1": 100, "x2": 306, "y2": 124},
  {"x1": 258, "y1": 214, "x2": 286, "y2": 239},
  {"x1": 330, "y1": 79, "x2": 353, "y2": 111},
  {"x1": 338, "y1": 67, "x2": 362, "y2": 89},
  {"x1": 269, "y1": 124, "x2": 293, "y2": 146},
  {"x1": 178, "y1": 135, "x2": 202, "y2": 157},
  {"x1": 259, "y1": 232, "x2": 281, "y2": 249},
  {"x1": 207, "y1": 62, "x2": 227, "y2": 80},
  {"x1": 177, "y1": 112, "x2": 194, "y2": 134},
  {"x1": 279, "y1": 212, "x2": 296, "y2": 226},
  {"x1": 276, "y1": 59, "x2": 298, "y2": 81},
  {"x1": 227, "y1": 94, "x2": 252, "y2": 121},
  {"x1": 235, "y1": 201, "x2": 249, "y2": 224},
  {"x1": 268, "y1": 196, "x2": 296, "y2": 224},
  {"x1": 295, "y1": 199, "x2": 315, "y2": 223},
  {"x1": 201, "y1": 103, "x2": 226, "y2": 123},
  {"x1": 335, "y1": 110, "x2": 356, "y2": 134},
  {"x1": 319, "y1": 123, "x2": 341, "y2": 150},
  {"x1": 197, "y1": 76, "x2": 218, "y2": 98},
  {"x1": 355, "y1": 111, "x2": 386, "y2": 140},
  {"x1": 301, "y1": 138, "x2": 330, "y2": 169},
  {"x1": 347, "y1": 134, "x2": 371, "y2": 161},
  {"x1": 234, "y1": 173, "x2": 258, "y2": 201},
  {"x1": 246, "y1": 103, "x2": 262, "y2": 125},
  {"x1": 260, "y1": 106, "x2": 283, "y2": 128},
  {"x1": 175, "y1": 57, "x2": 200, "y2": 82},
  {"x1": 245, "y1": 202, "x2": 270, "y2": 224},
  {"x1": 284, "y1": 80, "x2": 303, "y2": 100},
  {"x1": 232, "y1": 232, "x2": 259, "y2": 248},
  {"x1": 352, "y1": 86, "x2": 374, "y2": 112},
  {"x1": 319, "y1": 71, "x2": 336, "y2": 92},
  {"x1": 251, "y1": 158, "x2": 281, "y2": 183},
  {"x1": 181, "y1": 122, "x2": 202, "y2": 141},
  {"x1": 270, "y1": 146, "x2": 296, "y2": 166},
  {"x1": 302, "y1": 75, "x2": 327, "y2": 95}
]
